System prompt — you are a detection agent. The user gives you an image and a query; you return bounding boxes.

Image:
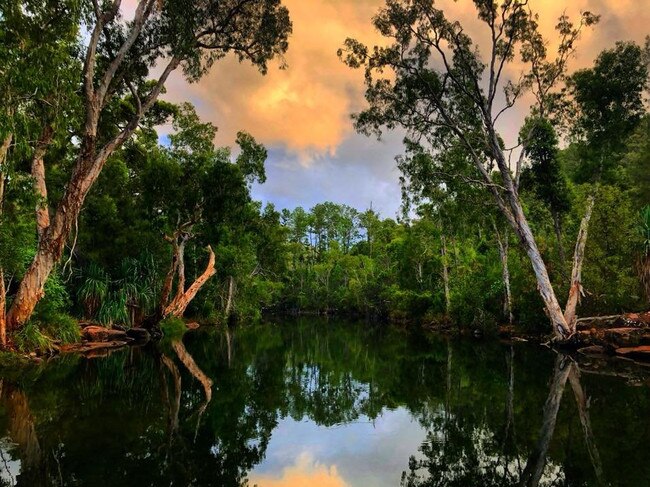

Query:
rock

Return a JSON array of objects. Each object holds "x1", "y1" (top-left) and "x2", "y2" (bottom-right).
[
  {"x1": 82, "y1": 325, "x2": 128, "y2": 342},
  {"x1": 186, "y1": 322, "x2": 200, "y2": 330},
  {"x1": 578, "y1": 345, "x2": 606, "y2": 356},
  {"x1": 126, "y1": 327, "x2": 150, "y2": 341}
]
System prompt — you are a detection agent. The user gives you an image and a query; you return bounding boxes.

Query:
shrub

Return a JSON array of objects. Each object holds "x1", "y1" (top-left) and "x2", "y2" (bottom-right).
[
  {"x1": 160, "y1": 316, "x2": 187, "y2": 341},
  {"x1": 14, "y1": 321, "x2": 54, "y2": 353}
]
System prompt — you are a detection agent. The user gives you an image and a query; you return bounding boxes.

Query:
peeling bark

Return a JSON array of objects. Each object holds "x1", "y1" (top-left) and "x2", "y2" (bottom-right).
[
  {"x1": 564, "y1": 196, "x2": 596, "y2": 332},
  {"x1": 0, "y1": 132, "x2": 11, "y2": 207},
  {"x1": 164, "y1": 245, "x2": 216, "y2": 319},
  {"x1": 6, "y1": 3, "x2": 180, "y2": 329},
  {"x1": 31, "y1": 126, "x2": 55, "y2": 238}
]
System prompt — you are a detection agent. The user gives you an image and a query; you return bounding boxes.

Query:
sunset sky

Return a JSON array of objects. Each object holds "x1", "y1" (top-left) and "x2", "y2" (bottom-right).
[{"x1": 163, "y1": 0, "x2": 650, "y2": 217}]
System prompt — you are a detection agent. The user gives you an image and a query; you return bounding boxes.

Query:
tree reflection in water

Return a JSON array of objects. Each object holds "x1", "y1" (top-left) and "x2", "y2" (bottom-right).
[
  {"x1": 0, "y1": 320, "x2": 646, "y2": 486},
  {"x1": 402, "y1": 350, "x2": 606, "y2": 487}
]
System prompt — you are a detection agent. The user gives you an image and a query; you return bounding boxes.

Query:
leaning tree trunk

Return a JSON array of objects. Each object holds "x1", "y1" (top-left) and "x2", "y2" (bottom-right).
[
  {"x1": 509, "y1": 198, "x2": 571, "y2": 338},
  {"x1": 6, "y1": 0, "x2": 181, "y2": 330},
  {"x1": 163, "y1": 245, "x2": 216, "y2": 319},
  {"x1": 6, "y1": 147, "x2": 101, "y2": 328},
  {"x1": 480, "y1": 131, "x2": 574, "y2": 339},
  {"x1": 564, "y1": 196, "x2": 596, "y2": 330}
]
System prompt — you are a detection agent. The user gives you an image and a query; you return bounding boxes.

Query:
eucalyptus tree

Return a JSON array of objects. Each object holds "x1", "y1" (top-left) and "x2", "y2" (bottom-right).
[
  {"x1": 340, "y1": 0, "x2": 598, "y2": 338},
  {"x1": 6, "y1": 0, "x2": 292, "y2": 331},
  {"x1": 0, "y1": 0, "x2": 81, "y2": 345},
  {"x1": 142, "y1": 103, "x2": 269, "y2": 320}
]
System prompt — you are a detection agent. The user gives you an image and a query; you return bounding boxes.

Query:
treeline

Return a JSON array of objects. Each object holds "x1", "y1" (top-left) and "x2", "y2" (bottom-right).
[{"x1": 1, "y1": 1, "x2": 650, "y2": 350}]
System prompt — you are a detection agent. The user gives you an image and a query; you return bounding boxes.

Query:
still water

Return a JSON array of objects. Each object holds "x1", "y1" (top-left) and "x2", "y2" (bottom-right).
[{"x1": 0, "y1": 319, "x2": 649, "y2": 486}]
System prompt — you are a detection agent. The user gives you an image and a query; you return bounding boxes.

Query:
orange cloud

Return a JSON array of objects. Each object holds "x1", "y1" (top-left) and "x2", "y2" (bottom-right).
[
  {"x1": 162, "y1": 0, "x2": 650, "y2": 159},
  {"x1": 248, "y1": 453, "x2": 349, "y2": 487},
  {"x1": 166, "y1": 0, "x2": 387, "y2": 160}
]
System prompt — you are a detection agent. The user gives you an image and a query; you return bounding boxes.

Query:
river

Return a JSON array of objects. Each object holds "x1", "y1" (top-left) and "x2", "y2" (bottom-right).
[{"x1": 0, "y1": 319, "x2": 648, "y2": 486}]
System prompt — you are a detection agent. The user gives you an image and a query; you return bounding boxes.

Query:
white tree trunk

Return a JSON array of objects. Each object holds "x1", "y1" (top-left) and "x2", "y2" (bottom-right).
[
  {"x1": 564, "y1": 196, "x2": 596, "y2": 330},
  {"x1": 441, "y1": 234, "x2": 451, "y2": 315},
  {"x1": 495, "y1": 225, "x2": 514, "y2": 325}
]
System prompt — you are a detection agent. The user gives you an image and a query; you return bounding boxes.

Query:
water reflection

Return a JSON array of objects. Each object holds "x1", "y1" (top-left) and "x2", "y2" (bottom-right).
[{"x1": 0, "y1": 320, "x2": 647, "y2": 486}]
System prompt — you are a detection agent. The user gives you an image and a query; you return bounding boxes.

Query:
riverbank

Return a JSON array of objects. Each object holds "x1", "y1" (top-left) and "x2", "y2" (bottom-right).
[{"x1": 3, "y1": 311, "x2": 650, "y2": 369}]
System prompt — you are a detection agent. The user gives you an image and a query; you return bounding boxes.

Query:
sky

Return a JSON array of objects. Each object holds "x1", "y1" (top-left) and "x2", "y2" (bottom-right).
[
  {"x1": 247, "y1": 408, "x2": 429, "y2": 487},
  {"x1": 161, "y1": 0, "x2": 650, "y2": 218}
]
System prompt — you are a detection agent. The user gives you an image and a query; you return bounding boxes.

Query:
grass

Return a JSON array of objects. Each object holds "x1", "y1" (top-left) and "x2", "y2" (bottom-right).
[
  {"x1": 40, "y1": 313, "x2": 81, "y2": 344},
  {"x1": 14, "y1": 321, "x2": 55, "y2": 354}
]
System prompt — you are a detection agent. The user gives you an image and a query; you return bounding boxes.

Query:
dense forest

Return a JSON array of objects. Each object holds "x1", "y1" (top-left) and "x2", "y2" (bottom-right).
[{"x1": 1, "y1": 0, "x2": 649, "y2": 353}]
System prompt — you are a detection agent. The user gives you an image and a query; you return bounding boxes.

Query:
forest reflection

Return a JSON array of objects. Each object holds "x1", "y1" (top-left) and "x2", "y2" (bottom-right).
[{"x1": 0, "y1": 320, "x2": 648, "y2": 486}]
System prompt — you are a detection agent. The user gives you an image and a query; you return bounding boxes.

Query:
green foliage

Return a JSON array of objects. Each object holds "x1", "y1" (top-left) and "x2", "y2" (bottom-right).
[
  {"x1": 98, "y1": 291, "x2": 130, "y2": 328},
  {"x1": 160, "y1": 317, "x2": 187, "y2": 341},
  {"x1": 77, "y1": 264, "x2": 109, "y2": 318},
  {"x1": 640, "y1": 206, "x2": 650, "y2": 256},
  {"x1": 567, "y1": 41, "x2": 648, "y2": 150},
  {"x1": 14, "y1": 321, "x2": 54, "y2": 353},
  {"x1": 33, "y1": 270, "x2": 71, "y2": 324},
  {"x1": 2, "y1": 0, "x2": 649, "y2": 341},
  {"x1": 39, "y1": 313, "x2": 81, "y2": 345},
  {"x1": 520, "y1": 117, "x2": 571, "y2": 218}
]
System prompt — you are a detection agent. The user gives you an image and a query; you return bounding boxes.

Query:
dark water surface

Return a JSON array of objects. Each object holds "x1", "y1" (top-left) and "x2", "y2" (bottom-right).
[{"x1": 0, "y1": 319, "x2": 649, "y2": 486}]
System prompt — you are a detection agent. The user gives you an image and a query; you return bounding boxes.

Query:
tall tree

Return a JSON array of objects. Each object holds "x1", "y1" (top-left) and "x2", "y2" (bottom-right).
[
  {"x1": 5, "y1": 0, "x2": 292, "y2": 330},
  {"x1": 340, "y1": 0, "x2": 598, "y2": 338},
  {"x1": 565, "y1": 41, "x2": 649, "y2": 183}
]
